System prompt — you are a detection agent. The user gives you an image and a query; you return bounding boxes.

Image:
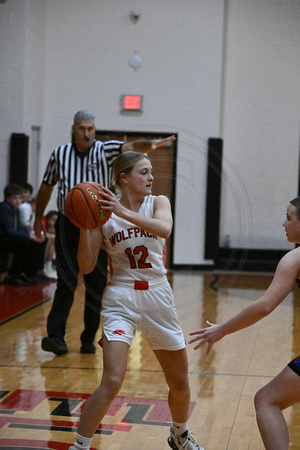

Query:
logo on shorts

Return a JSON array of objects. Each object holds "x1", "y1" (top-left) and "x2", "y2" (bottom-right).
[{"x1": 113, "y1": 329, "x2": 126, "y2": 336}]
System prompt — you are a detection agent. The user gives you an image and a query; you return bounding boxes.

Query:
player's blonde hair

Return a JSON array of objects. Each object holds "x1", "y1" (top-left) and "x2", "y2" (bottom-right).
[{"x1": 113, "y1": 151, "x2": 150, "y2": 188}]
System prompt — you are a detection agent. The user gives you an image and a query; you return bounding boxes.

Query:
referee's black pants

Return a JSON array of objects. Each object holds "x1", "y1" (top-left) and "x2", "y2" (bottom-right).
[{"x1": 46, "y1": 214, "x2": 107, "y2": 345}]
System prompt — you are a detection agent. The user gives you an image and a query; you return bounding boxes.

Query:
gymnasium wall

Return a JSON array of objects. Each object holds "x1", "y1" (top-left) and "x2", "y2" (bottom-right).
[
  {"x1": 0, "y1": 0, "x2": 299, "y2": 266},
  {"x1": 220, "y1": 0, "x2": 300, "y2": 253}
]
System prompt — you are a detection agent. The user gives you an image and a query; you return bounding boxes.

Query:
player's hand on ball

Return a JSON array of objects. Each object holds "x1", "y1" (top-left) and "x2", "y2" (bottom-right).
[
  {"x1": 65, "y1": 182, "x2": 111, "y2": 229},
  {"x1": 98, "y1": 187, "x2": 127, "y2": 218}
]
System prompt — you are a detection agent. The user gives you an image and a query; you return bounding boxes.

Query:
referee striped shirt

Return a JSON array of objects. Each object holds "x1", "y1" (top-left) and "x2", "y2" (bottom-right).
[{"x1": 42, "y1": 139, "x2": 123, "y2": 215}]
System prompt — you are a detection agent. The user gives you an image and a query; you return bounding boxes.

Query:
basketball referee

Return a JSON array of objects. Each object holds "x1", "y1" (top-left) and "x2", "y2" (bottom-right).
[{"x1": 34, "y1": 110, "x2": 175, "y2": 356}]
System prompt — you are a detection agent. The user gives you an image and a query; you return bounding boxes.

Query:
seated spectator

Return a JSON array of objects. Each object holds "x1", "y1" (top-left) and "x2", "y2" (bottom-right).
[
  {"x1": 0, "y1": 183, "x2": 44, "y2": 285},
  {"x1": 42, "y1": 210, "x2": 58, "y2": 279},
  {"x1": 19, "y1": 183, "x2": 52, "y2": 282},
  {"x1": 19, "y1": 182, "x2": 34, "y2": 232}
]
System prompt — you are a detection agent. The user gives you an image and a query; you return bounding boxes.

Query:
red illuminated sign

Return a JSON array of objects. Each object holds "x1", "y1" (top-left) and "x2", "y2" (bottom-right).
[{"x1": 121, "y1": 95, "x2": 143, "y2": 112}]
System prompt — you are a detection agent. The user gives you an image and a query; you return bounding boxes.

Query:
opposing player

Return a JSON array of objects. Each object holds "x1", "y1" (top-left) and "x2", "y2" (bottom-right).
[
  {"x1": 69, "y1": 151, "x2": 204, "y2": 450},
  {"x1": 189, "y1": 197, "x2": 300, "y2": 450}
]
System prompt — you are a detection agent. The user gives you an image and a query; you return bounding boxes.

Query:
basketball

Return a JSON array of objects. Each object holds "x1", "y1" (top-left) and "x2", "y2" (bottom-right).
[{"x1": 65, "y1": 181, "x2": 111, "y2": 229}]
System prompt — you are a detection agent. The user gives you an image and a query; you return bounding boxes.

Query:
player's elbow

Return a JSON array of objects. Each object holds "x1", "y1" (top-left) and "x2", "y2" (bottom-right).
[
  {"x1": 159, "y1": 227, "x2": 172, "y2": 240},
  {"x1": 258, "y1": 302, "x2": 274, "y2": 318},
  {"x1": 164, "y1": 228, "x2": 172, "y2": 239},
  {"x1": 79, "y1": 263, "x2": 95, "y2": 275},
  {"x1": 78, "y1": 257, "x2": 96, "y2": 274},
  {"x1": 159, "y1": 216, "x2": 173, "y2": 239}
]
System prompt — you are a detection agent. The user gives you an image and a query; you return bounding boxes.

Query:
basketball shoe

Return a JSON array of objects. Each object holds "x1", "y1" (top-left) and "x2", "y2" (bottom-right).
[
  {"x1": 68, "y1": 445, "x2": 87, "y2": 450},
  {"x1": 68, "y1": 446, "x2": 89, "y2": 450},
  {"x1": 167, "y1": 426, "x2": 204, "y2": 449}
]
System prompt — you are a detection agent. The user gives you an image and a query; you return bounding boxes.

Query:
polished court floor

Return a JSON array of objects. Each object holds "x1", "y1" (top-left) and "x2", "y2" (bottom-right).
[{"x1": 0, "y1": 269, "x2": 300, "y2": 449}]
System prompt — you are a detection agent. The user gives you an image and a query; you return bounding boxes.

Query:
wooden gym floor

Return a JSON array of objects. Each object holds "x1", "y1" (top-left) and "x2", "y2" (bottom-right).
[{"x1": 0, "y1": 269, "x2": 300, "y2": 449}]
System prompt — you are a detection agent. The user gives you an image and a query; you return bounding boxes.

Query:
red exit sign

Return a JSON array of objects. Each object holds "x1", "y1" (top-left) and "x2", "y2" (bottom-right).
[{"x1": 121, "y1": 95, "x2": 143, "y2": 112}]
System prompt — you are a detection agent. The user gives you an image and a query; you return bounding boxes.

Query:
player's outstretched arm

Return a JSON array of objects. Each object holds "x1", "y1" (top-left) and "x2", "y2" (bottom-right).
[
  {"x1": 189, "y1": 249, "x2": 300, "y2": 354},
  {"x1": 122, "y1": 135, "x2": 176, "y2": 154}
]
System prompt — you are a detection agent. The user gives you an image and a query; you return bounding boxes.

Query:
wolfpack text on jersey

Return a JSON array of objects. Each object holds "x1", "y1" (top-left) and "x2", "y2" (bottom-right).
[{"x1": 102, "y1": 195, "x2": 167, "y2": 282}]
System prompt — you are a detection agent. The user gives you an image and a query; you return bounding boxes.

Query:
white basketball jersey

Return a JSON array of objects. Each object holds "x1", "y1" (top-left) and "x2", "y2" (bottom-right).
[{"x1": 102, "y1": 195, "x2": 167, "y2": 282}]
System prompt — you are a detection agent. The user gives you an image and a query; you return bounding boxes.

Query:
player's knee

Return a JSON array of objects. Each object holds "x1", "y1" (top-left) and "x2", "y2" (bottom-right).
[
  {"x1": 170, "y1": 378, "x2": 190, "y2": 397},
  {"x1": 254, "y1": 386, "x2": 270, "y2": 412},
  {"x1": 104, "y1": 373, "x2": 124, "y2": 397}
]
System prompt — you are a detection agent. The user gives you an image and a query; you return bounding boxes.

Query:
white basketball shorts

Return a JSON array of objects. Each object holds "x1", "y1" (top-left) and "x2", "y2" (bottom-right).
[{"x1": 100, "y1": 277, "x2": 186, "y2": 351}]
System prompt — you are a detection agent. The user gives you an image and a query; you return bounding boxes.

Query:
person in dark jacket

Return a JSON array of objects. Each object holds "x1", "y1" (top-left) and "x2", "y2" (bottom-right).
[{"x1": 0, "y1": 183, "x2": 44, "y2": 285}]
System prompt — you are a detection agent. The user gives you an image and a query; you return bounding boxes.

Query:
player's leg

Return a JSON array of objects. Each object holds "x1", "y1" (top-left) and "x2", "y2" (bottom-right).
[
  {"x1": 254, "y1": 364, "x2": 300, "y2": 450},
  {"x1": 77, "y1": 336, "x2": 129, "y2": 437},
  {"x1": 154, "y1": 348, "x2": 204, "y2": 449},
  {"x1": 154, "y1": 348, "x2": 190, "y2": 421},
  {"x1": 81, "y1": 247, "x2": 107, "y2": 352}
]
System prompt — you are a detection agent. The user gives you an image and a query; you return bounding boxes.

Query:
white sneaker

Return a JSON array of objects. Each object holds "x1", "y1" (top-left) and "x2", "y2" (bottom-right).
[
  {"x1": 41, "y1": 268, "x2": 57, "y2": 279},
  {"x1": 49, "y1": 268, "x2": 58, "y2": 279},
  {"x1": 168, "y1": 426, "x2": 204, "y2": 449}
]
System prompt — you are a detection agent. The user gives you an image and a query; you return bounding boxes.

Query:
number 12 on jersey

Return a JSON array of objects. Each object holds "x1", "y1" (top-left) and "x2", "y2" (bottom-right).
[{"x1": 125, "y1": 246, "x2": 152, "y2": 269}]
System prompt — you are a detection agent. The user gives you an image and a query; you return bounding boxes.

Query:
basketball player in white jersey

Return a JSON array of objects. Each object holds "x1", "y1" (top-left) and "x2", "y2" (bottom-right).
[{"x1": 69, "y1": 152, "x2": 204, "y2": 450}]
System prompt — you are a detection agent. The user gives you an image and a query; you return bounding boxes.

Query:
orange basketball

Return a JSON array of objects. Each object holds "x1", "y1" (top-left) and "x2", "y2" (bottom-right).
[{"x1": 65, "y1": 181, "x2": 111, "y2": 229}]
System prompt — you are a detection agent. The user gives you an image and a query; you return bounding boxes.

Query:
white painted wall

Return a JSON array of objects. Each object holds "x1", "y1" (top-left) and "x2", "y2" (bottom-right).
[
  {"x1": 220, "y1": 0, "x2": 300, "y2": 252},
  {"x1": 0, "y1": 0, "x2": 299, "y2": 265},
  {"x1": 0, "y1": 1, "x2": 26, "y2": 180}
]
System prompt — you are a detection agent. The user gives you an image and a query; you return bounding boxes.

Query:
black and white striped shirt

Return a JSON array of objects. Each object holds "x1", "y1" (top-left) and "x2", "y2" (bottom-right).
[{"x1": 42, "y1": 139, "x2": 123, "y2": 215}]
